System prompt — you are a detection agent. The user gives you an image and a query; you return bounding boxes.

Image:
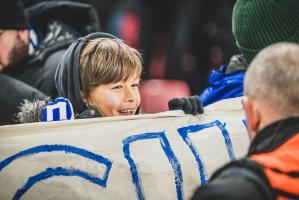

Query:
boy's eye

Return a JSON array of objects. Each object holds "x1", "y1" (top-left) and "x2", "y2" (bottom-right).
[
  {"x1": 112, "y1": 85, "x2": 122, "y2": 89},
  {"x1": 132, "y1": 83, "x2": 139, "y2": 88}
]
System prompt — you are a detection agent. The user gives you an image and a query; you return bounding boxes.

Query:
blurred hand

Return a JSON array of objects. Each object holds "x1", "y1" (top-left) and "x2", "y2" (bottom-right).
[{"x1": 168, "y1": 95, "x2": 204, "y2": 115}]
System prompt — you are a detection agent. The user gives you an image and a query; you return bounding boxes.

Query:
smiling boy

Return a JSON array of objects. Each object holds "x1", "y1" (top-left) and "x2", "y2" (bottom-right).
[
  {"x1": 16, "y1": 32, "x2": 202, "y2": 122},
  {"x1": 55, "y1": 32, "x2": 143, "y2": 118}
]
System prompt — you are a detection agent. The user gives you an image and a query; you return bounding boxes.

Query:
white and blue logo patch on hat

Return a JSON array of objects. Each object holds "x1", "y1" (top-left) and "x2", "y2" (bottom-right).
[{"x1": 42, "y1": 97, "x2": 74, "y2": 122}]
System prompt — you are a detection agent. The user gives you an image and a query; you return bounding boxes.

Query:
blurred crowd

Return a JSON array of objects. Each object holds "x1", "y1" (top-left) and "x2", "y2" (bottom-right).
[
  {"x1": 1, "y1": 0, "x2": 299, "y2": 199},
  {"x1": 23, "y1": 0, "x2": 238, "y2": 94},
  {"x1": 1, "y1": 0, "x2": 239, "y2": 125},
  {"x1": 0, "y1": 0, "x2": 299, "y2": 200}
]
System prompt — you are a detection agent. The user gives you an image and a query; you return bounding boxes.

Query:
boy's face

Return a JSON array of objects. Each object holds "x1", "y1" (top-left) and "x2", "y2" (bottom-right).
[{"x1": 87, "y1": 75, "x2": 141, "y2": 117}]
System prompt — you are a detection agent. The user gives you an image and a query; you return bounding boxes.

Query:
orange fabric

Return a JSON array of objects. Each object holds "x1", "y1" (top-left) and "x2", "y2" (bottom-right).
[
  {"x1": 251, "y1": 133, "x2": 299, "y2": 198},
  {"x1": 264, "y1": 168, "x2": 299, "y2": 195},
  {"x1": 277, "y1": 196, "x2": 292, "y2": 200},
  {"x1": 251, "y1": 134, "x2": 299, "y2": 173}
]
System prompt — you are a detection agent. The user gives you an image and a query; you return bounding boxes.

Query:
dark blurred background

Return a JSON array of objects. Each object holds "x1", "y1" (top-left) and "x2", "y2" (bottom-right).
[{"x1": 24, "y1": 0, "x2": 239, "y2": 95}]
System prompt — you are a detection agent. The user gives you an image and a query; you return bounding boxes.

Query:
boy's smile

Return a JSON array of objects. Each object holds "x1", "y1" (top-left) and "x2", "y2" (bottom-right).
[
  {"x1": 117, "y1": 108, "x2": 136, "y2": 115},
  {"x1": 87, "y1": 76, "x2": 141, "y2": 117}
]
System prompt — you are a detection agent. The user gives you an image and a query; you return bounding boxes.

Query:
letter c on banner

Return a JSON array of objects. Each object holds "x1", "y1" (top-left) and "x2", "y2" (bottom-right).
[{"x1": 0, "y1": 145, "x2": 112, "y2": 200}]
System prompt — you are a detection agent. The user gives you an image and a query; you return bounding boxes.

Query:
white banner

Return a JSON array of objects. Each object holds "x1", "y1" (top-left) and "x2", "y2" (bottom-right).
[{"x1": 0, "y1": 97, "x2": 249, "y2": 200}]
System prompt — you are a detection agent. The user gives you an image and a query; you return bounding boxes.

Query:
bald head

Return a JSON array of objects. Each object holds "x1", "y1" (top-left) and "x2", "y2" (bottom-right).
[{"x1": 245, "y1": 43, "x2": 299, "y2": 118}]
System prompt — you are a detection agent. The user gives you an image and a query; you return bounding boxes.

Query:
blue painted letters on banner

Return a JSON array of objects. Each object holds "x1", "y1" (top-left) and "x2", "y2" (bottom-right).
[
  {"x1": 178, "y1": 120, "x2": 236, "y2": 185},
  {"x1": 122, "y1": 132, "x2": 183, "y2": 200}
]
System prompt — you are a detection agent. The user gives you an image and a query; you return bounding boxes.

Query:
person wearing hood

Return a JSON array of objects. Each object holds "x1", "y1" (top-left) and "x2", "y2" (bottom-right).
[
  {"x1": 54, "y1": 32, "x2": 141, "y2": 118},
  {"x1": 0, "y1": 0, "x2": 100, "y2": 125},
  {"x1": 53, "y1": 32, "x2": 204, "y2": 119},
  {"x1": 17, "y1": 32, "x2": 203, "y2": 122}
]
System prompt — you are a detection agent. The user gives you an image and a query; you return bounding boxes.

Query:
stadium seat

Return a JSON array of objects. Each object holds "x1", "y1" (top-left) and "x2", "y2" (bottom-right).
[{"x1": 140, "y1": 79, "x2": 191, "y2": 113}]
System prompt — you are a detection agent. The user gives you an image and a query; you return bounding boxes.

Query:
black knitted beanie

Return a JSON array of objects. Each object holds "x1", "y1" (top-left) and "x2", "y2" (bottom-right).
[{"x1": 0, "y1": 0, "x2": 29, "y2": 29}]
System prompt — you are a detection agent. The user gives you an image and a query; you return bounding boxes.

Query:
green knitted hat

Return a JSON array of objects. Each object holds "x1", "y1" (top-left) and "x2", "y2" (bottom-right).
[{"x1": 232, "y1": 0, "x2": 299, "y2": 64}]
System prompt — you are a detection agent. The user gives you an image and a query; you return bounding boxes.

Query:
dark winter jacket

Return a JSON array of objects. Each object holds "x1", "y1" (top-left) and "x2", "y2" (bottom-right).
[
  {"x1": 55, "y1": 32, "x2": 117, "y2": 115},
  {"x1": 191, "y1": 117, "x2": 299, "y2": 200},
  {"x1": 0, "y1": 1, "x2": 100, "y2": 125},
  {"x1": 0, "y1": 74, "x2": 46, "y2": 125},
  {"x1": 77, "y1": 107, "x2": 103, "y2": 119}
]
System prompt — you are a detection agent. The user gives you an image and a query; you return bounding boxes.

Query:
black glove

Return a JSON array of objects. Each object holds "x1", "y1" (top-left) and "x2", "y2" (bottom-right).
[{"x1": 168, "y1": 96, "x2": 204, "y2": 115}]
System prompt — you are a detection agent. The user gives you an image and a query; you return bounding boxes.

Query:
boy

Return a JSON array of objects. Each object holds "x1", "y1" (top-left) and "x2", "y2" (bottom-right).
[
  {"x1": 17, "y1": 32, "x2": 202, "y2": 122},
  {"x1": 55, "y1": 32, "x2": 143, "y2": 118}
]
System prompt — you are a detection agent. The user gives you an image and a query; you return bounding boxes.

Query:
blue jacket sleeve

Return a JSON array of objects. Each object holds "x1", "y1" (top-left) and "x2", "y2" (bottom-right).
[{"x1": 199, "y1": 65, "x2": 245, "y2": 106}]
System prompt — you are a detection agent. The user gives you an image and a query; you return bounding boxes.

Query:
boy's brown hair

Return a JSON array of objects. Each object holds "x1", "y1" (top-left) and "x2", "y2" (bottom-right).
[{"x1": 79, "y1": 37, "x2": 143, "y2": 98}]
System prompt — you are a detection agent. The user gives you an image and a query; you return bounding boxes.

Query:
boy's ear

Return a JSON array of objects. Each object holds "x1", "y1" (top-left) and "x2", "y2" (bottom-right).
[{"x1": 80, "y1": 91, "x2": 87, "y2": 104}]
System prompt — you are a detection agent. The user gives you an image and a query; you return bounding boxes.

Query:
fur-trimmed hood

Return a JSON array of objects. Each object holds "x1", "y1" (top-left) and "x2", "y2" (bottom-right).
[{"x1": 16, "y1": 97, "x2": 51, "y2": 123}]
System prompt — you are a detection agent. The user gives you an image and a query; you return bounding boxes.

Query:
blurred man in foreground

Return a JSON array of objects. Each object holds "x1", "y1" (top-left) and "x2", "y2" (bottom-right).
[{"x1": 191, "y1": 43, "x2": 299, "y2": 200}]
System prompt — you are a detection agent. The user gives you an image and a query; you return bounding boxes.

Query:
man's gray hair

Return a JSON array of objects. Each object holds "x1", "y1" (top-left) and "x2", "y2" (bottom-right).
[{"x1": 244, "y1": 42, "x2": 299, "y2": 116}]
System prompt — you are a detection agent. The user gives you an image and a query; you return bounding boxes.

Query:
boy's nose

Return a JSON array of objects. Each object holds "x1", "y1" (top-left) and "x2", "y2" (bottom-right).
[{"x1": 124, "y1": 87, "x2": 137, "y2": 102}]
